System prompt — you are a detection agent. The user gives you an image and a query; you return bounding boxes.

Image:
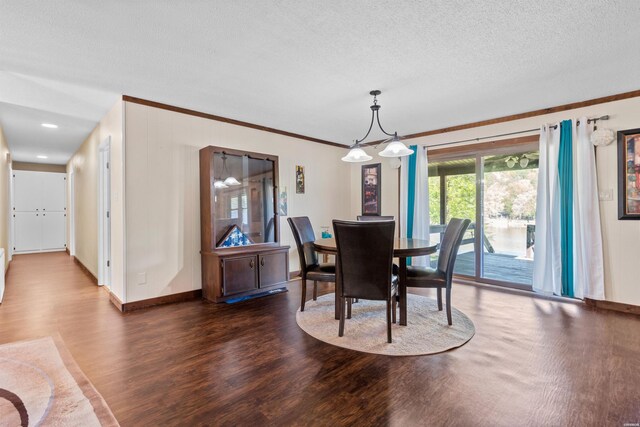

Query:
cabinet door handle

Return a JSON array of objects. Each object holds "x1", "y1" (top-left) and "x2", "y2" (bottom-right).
[
  {"x1": 250, "y1": 259, "x2": 255, "y2": 269},
  {"x1": 260, "y1": 258, "x2": 265, "y2": 267}
]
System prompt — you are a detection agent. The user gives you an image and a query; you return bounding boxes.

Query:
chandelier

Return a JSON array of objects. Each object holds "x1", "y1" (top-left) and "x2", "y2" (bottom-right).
[
  {"x1": 214, "y1": 153, "x2": 241, "y2": 188},
  {"x1": 341, "y1": 90, "x2": 414, "y2": 162}
]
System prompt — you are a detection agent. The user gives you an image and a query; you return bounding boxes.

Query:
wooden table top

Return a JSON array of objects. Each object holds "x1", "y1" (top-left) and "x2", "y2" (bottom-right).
[{"x1": 314, "y1": 237, "x2": 438, "y2": 257}]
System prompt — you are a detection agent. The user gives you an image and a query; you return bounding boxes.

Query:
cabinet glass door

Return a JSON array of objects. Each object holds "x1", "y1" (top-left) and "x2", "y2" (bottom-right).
[{"x1": 214, "y1": 153, "x2": 276, "y2": 246}]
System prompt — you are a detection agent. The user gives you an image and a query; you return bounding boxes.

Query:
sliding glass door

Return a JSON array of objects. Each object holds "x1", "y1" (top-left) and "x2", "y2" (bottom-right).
[
  {"x1": 428, "y1": 140, "x2": 538, "y2": 289},
  {"x1": 428, "y1": 157, "x2": 476, "y2": 277},
  {"x1": 481, "y1": 151, "x2": 538, "y2": 286}
]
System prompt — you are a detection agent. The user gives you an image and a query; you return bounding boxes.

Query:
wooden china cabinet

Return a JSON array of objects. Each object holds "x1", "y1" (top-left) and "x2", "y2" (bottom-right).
[{"x1": 199, "y1": 146, "x2": 289, "y2": 303}]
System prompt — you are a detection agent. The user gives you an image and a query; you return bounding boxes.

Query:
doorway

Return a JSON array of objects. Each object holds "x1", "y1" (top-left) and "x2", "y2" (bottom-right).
[{"x1": 98, "y1": 137, "x2": 111, "y2": 288}]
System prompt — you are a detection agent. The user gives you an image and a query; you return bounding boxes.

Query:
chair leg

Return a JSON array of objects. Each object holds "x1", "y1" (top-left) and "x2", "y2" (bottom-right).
[
  {"x1": 446, "y1": 287, "x2": 452, "y2": 326},
  {"x1": 347, "y1": 298, "x2": 352, "y2": 319},
  {"x1": 339, "y1": 297, "x2": 345, "y2": 337},
  {"x1": 313, "y1": 281, "x2": 318, "y2": 301},
  {"x1": 392, "y1": 295, "x2": 397, "y2": 324},
  {"x1": 437, "y1": 287, "x2": 443, "y2": 311},
  {"x1": 386, "y1": 300, "x2": 392, "y2": 343},
  {"x1": 300, "y1": 279, "x2": 307, "y2": 312}
]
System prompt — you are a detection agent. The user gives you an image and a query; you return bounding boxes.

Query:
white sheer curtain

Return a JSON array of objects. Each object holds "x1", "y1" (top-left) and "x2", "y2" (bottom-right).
[
  {"x1": 573, "y1": 117, "x2": 605, "y2": 299},
  {"x1": 533, "y1": 124, "x2": 562, "y2": 295},
  {"x1": 400, "y1": 146, "x2": 430, "y2": 266}
]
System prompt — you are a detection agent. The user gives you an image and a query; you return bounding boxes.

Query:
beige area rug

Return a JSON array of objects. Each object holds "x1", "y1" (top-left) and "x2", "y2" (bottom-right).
[
  {"x1": 296, "y1": 293, "x2": 475, "y2": 356},
  {"x1": 0, "y1": 336, "x2": 119, "y2": 426}
]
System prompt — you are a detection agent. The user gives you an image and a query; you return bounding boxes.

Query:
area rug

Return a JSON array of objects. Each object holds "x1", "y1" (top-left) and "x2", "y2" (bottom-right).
[
  {"x1": 0, "y1": 336, "x2": 119, "y2": 426},
  {"x1": 296, "y1": 293, "x2": 475, "y2": 356}
]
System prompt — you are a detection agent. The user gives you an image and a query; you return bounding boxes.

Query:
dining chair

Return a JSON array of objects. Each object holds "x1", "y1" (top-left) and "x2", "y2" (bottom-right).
[
  {"x1": 405, "y1": 218, "x2": 470, "y2": 325},
  {"x1": 287, "y1": 217, "x2": 336, "y2": 311},
  {"x1": 357, "y1": 215, "x2": 399, "y2": 275},
  {"x1": 333, "y1": 219, "x2": 397, "y2": 343},
  {"x1": 356, "y1": 215, "x2": 395, "y2": 221}
]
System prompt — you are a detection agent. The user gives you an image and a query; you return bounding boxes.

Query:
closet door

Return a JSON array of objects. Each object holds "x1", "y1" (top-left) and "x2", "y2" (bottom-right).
[
  {"x1": 41, "y1": 212, "x2": 66, "y2": 250},
  {"x1": 42, "y1": 173, "x2": 66, "y2": 212},
  {"x1": 13, "y1": 212, "x2": 41, "y2": 252},
  {"x1": 13, "y1": 171, "x2": 42, "y2": 212}
]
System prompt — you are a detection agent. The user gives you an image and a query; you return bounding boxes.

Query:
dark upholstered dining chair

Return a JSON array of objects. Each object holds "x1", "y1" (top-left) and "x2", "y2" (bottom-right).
[
  {"x1": 356, "y1": 215, "x2": 395, "y2": 221},
  {"x1": 287, "y1": 217, "x2": 336, "y2": 311},
  {"x1": 405, "y1": 218, "x2": 470, "y2": 325},
  {"x1": 333, "y1": 219, "x2": 397, "y2": 343}
]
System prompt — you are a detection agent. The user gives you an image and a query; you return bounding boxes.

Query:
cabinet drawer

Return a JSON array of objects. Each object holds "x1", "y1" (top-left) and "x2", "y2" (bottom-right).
[
  {"x1": 259, "y1": 251, "x2": 288, "y2": 287},
  {"x1": 222, "y1": 256, "x2": 258, "y2": 295}
]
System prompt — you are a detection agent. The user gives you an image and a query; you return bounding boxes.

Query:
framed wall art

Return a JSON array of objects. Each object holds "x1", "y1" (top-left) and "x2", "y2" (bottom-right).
[
  {"x1": 361, "y1": 163, "x2": 381, "y2": 216},
  {"x1": 296, "y1": 165, "x2": 305, "y2": 194},
  {"x1": 618, "y1": 128, "x2": 640, "y2": 219}
]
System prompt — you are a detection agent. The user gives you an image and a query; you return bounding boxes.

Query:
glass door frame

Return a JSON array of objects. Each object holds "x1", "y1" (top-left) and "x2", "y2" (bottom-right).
[{"x1": 428, "y1": 136, "x2": 538, "y2": 291}]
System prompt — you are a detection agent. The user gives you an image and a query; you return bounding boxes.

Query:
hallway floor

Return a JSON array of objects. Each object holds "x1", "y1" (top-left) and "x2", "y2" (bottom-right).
[{"x1": 0, "y1": 252, "x2": 638, "y2": 426}]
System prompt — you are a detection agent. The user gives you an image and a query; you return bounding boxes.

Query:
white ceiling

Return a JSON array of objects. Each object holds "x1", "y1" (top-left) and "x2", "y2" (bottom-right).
[{"x1": 1, "y1": 1, "x2": 640, "y2": 163}]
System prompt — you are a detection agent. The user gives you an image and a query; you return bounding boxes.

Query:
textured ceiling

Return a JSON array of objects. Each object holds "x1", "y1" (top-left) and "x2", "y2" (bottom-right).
[{"x1": 1, "y1": 1, "x2": 640, "y2": 163}]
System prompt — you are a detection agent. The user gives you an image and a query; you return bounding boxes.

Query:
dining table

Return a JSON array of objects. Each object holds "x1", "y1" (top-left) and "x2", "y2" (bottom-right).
[{"x1": 313, "y1": 237, "x2": 438, "y2": 326}]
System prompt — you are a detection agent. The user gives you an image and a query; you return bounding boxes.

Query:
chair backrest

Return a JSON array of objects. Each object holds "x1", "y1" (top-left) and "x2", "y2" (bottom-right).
[
  {"x1": 356, "y1": 215, "x2": 394, "y2": 221},
  {"x1": 333, "y1": 219, "x2": 395, "y2": 301},
  {"x1": 437, "y1": 218, "x2": 471, "y2": 277},
  {"x1": 287, "y1": 217, "x2": 318, "y2": 274}
]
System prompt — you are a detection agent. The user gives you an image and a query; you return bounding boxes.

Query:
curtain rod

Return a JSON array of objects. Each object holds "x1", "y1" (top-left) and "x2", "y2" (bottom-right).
[{"x1": 417, "y1": 115, "x2": 610, "y2": 149}]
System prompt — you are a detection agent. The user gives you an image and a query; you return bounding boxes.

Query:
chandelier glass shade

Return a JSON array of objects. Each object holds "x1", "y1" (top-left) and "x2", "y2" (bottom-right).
[
  {"x1": 341, "y1": 146, "x2": 373, "y2": 162},
  {"x1": 378, "y1": 135, "x2": 414, "y2": 157},
  {"x1": 342, "y1": 90, "x2": 414, "y2": 162}
]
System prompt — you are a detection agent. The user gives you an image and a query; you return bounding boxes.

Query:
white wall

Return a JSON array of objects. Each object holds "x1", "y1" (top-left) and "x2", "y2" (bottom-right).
[
  {"x1": 349, "y1": 96, "x2": 640, "y2": 306},
  {"x1": 124, "y1": 101, "x2": 351, "y2": 303},
  {"x1": 66, "y1": 100, "x2": 125, "y2": 301}
]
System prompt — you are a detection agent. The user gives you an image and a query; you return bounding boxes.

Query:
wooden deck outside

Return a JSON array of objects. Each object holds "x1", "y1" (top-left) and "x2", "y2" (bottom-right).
[{"x1": 431, "y1": 251, "x2": 534, "y2": 285}]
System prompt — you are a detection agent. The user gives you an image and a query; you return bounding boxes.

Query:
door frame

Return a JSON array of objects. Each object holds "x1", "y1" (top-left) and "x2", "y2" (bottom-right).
[
  {"x1": 7, "y1": 162, "x2": 13, "y2": 261},
  {"x1": 68, "y1": 169, "x2": 76, "y2": 256},
  {"x1": 98, "y1": 137, "x2": 111, "y2": 288}
]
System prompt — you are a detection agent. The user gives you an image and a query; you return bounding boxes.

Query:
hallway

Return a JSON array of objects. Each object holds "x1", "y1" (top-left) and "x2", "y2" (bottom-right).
[{"x1": 1, "y1": 252, "x2": 639, "y2": 426}]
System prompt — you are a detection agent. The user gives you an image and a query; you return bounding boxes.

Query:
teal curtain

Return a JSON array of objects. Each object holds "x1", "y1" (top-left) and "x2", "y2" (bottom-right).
[
  {"x1": 406, "y1": 145, "x2": 418, "y2": 265},
  {"x1": 558, "y1": 120, "x2": 574, "y2": 297},
  {"x1": 406, "y1": 145, "x2": 418, "y2": 238}
]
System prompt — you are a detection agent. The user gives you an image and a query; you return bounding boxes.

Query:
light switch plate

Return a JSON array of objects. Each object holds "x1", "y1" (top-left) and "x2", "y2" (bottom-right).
[
  {"x1": 598, "y1": 189, "x2": 613, "y2": 201},
  {"x1": 137, "y1": 272, "x2": 147, "y2": 285}
]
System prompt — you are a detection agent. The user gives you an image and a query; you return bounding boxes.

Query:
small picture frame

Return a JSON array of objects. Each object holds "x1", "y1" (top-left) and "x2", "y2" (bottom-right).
[
  {"x1": 361, "y1": 163, "x2": 381, "y2": 216},
  {"x1": 296, "y1": 165, "x2": 305, "y2": 194},
  {"x1": 618, "y1": 128, "x2": 640, "y2": 220}
]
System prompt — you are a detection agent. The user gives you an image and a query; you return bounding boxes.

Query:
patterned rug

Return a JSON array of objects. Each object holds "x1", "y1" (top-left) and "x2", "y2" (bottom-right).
[
  {"x1": 296, "y1": 293, "x2": 475, "y2": 356},
  {"x1": 0, "y1": 336, "x2": 119, "y2": 426}
]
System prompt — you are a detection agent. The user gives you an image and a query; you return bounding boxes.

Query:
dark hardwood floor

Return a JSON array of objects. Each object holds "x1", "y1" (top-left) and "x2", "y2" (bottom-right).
[{"x1": 1, "y1": 252, "x2": 639, "y2": 426}]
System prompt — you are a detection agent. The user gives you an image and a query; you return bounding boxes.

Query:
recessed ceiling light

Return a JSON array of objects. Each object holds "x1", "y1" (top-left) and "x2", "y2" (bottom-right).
[
  {"x1": 41, "y1": 123, "x2": 58, "y2": 129},
  {"x1": 37, "y1": 155, "x2": 48, "y2": 159}
]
